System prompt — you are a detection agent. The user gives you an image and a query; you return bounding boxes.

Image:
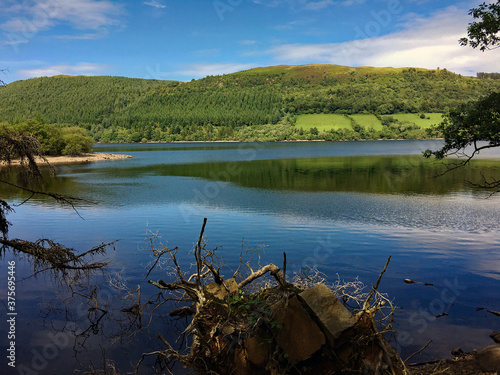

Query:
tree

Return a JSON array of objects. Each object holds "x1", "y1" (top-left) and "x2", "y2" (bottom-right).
[
  {"x1": 62, "y1": 126, "x2": 94, "y2": 155},
  {"x1": 425, "y1": 2, "x2": 500, "y2": 191},
  {"x1": 424, "y1": 92, "x2": 500, "y2": 160},
  {"x1": 459, "y1": 1, "x2": 500, "y2": 51},
  {"x1": 0, "y1": 68, "x2": 7, "y2": 86},
  {"x1": 0, "y1": 125, "x2": 112, "y2": 277}
]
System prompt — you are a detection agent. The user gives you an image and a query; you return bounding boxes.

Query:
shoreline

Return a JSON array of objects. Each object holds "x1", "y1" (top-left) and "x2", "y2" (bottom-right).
[
  {"x1": 96, "y1": 138, "x2": 443, "y2": 145},
  {"x1": 0, "y1": 152, "x2": 132, "y2": 167}
]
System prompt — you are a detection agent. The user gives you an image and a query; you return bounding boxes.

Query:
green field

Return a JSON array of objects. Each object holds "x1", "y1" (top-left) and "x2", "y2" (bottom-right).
[
  {"x1": 349, "y1": 114, "x2": 384, "y2": 130},
  {"x1": 296, "y1": 113, "x2": 443, "y2": 132},
  {"x1": 296, "y1": 114, "x2": 352, "y2": 131},
  {"x1": 391, "y1": 113, "x2": 443, "y2": 128}
]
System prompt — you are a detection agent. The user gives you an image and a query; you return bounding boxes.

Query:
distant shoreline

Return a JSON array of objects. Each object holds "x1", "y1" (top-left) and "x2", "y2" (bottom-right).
[
  {"x1": 0, "y1": 153, "x2": 132, "y2": 167},
  {"x1": 97, "y1": 138, "x2": 442, "y2": 145}
]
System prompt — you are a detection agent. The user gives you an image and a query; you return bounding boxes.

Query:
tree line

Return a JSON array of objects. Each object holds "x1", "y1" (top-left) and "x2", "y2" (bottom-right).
[
  {"x1": 0, "y1": 65, "x2": 499, "y2": 142},
  {"x1": 0, "y1": 119, "x2": 93, "y2": 156}
]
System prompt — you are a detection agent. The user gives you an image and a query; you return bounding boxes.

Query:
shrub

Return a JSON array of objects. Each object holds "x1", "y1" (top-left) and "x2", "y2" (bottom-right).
[{"x1": 62, "y1": 127, "x2": 93, "y2": 155}]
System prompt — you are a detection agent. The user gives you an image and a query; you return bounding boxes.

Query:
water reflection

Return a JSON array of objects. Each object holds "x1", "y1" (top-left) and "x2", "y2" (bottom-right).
[
  {"x1": 1, "y1": 141, "x2": 500, "y2": 372},
  {"x1": 2, "y1": 154, "x2": 499, "y2": 201},
  {"x1": 135, "y1": 155, "x2": 500, "y2": 195}
]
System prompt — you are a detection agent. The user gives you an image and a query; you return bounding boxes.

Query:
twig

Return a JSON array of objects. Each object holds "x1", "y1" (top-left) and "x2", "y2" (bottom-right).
[
  {"x1": 363, "y1": 256, "x2": 391, "y2": 310},
  {"x1": 232, "y1": 238, "x2": 245, "y2": 281},
  {"x1": 407, "y1": 359, "x2": 442, "y2": 367},
  {"x1": 488, "y1": 309, "x2": 500, "y2": 317},
  {"x1": 195, "y1": 218, "x2": 208, "y2": 288},
  {"x1": 283, "y1": 251, "x2": 287, "y2": 282},
  {"x1": 405, "y1": 340, "x2": 432, "y2": 364},
  {"x1": 0, "y1": 178, "x2": 89, "y2": 219}
]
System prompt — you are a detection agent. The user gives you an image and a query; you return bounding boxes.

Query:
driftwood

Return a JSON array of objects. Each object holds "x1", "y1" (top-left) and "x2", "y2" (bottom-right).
[{"x1": 132, "y1": 219, "x2": 408, "y2": 375}]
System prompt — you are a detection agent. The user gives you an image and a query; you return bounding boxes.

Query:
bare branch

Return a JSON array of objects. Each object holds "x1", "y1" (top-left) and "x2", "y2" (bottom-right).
[
  {"x1": 405, "y1": 340, "x2": 432, "y2": 364},
  {"x1": 363, "y1": 256, "x2": 391, "y2": 311},
  {"x1": 0, "y1": 238, "x2": 114, "y2": 279},
  {"x1": 238, "y1": 263, "x2": 286, "y2": 289}
]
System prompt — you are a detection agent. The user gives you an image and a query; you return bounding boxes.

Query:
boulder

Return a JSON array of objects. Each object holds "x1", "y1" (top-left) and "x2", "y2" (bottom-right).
[
  {"x1": 475, "y1": 344, "x2": 500, "y2": 373},
  {"x1": 491, "y1": 331, "x2": 500, "y2": 344},
  {"x1": 273, "y1": 295, "x2": 325, "y2": 364},
  {"x1": 245, "y1": 335, "x2": 271, "y2": 368},
  {"x1": 299, "y1": 283, "x2": 357, "y2": 344},
  {"x1": 206, "y1": 278, "x2": 239, "y2": 300}
]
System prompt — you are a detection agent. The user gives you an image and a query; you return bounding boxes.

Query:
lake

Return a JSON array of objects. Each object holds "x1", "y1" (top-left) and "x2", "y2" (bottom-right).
[{"x1": 1, "y1": 140, "x2": 500, "y2": 374}]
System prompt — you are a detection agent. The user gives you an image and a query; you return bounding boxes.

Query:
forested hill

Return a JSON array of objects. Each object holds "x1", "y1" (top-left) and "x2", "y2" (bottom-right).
[{"x1": 1, "y1": 64, "x2": 499, "y2": 142}]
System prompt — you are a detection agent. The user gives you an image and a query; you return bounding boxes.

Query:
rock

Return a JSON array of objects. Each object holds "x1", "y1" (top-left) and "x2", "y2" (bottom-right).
[
  {"x1": 299, "y1": 283, "x2": 357, "y2": 344},
  {"x1": 451, "y1": 347, "x2": 464, "y2": 357},
  {"x1": 245, "y1": 335, "x2": 271, "y2": 368},
  {"x1": 233, "y1": 347, "x2": 251, "y2": 375},
  {"x1": 272, "y1": 295, "x2": 325, "y2": 364},
  {"x1": 223, "y1": 278, "x2": 239, "y2": 294},
  {"x1": 475, "y1": 344, "x2": 500, "y2": 373},
  {"x1": 206, "y1": 278, "x2": 239, "y2": 300},
  {"x1": 491, "y1": 331, "x2": 500, "y2": 344}
]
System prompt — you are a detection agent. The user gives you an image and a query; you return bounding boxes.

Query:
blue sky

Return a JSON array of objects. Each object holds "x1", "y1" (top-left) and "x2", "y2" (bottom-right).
[{"x1": 1, "y1": 0, "x2": 499, "y2": 83}]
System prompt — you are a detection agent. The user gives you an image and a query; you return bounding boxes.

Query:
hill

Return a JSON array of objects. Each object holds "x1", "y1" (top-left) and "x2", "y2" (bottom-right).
[{"x1": 0, "y1": 65, "x2": 499, "y2": 142}]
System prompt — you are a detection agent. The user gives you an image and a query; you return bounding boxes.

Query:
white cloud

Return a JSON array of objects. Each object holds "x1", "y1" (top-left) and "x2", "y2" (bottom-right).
[
  {"x1": 17, "y1": 63, "x2": 108, "y2": 78},
  {"x1": 253, "y1": 0, "x2": 364, "y2": 9},
  {"x1": 39, "y1": 0, "x2": 122, "y2": 29},
  {"x1": 239, "y1": 40, "x2": 258, "y2": 45},
  {"x1": 170, "y1": 63, "x2": 257, "y2": 78},
  {"x1": 303, "y1": 0, "x2": 335, "y2": 10},
  {"x1": 193, "y1": 48, "x2": 221, "y2": 57},
  {"x1": 340, "y1": 0, "x2": 365, "y2": 5},
  {"x1": 1, "y1": 0, "x2": 123, "y2": 33},
  {"x1": 54, "y1": 30, "x2": 108, "y2": 40},
  {"x1": 2, "y1": 39, "x2": 29, "y2": 46},
  {"x1": 144, "y1": 0, "x2": 166, "y2": 9},
  {"x1": 264, "y1": 5, "x2": 500, "y2": 75},
  {"x1": 274, "y1": 19, "x2": 313, "y2": 30}
]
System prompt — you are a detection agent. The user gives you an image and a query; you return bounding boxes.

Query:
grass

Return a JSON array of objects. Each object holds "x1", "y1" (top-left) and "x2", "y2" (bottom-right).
[
  {"x1": 391, "y1": 113, "x2": 443, "y2": 128},
  {"x1": 237, "y1": 65, "x2": 425, "y2": 78},
  {"x1": 349, "y1": 114, "x2": 384, "y2": 131},
  {"x1": 296, "y1": 114, "x2": 352, "y2": 131},
  {"x1": 296, "y1": 113, "x2": 444, "y2": 132}
]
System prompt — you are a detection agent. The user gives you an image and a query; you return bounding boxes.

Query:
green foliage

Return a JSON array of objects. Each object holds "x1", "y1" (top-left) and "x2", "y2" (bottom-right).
[
  {"x1": 477, "y1": 72, "x2": 500, "y2": 79},
  {"x1": 391, "y1": 113, "x2": 442, "y2": 129},
  {"x1": 350, "y1": 114, "x2": 384, "y2": 131},
  {"x1": 62, "y1": 127, "x2": 94, "y2": 155},
  {"x1": 1, "y1": 65, "x2": 499, "y2": 142},
  {"x1": 424, "y1": 92, "x2": 500, "y2": 159},
  {"x1": 3, "y1": 119, "x2": 93, "y2": 156},
  {"x1": 296, "y1": 114, "x2": 352, "y2": 131},
  {"x1": 12, "y1": 118, "x2": 64, "y2": 155},
  {"x1": 460, "y1": 1, "x2": 500, "y2": 51},
  {"x1": 226, "y1": 292, "x2": 281, "y2": 330}
]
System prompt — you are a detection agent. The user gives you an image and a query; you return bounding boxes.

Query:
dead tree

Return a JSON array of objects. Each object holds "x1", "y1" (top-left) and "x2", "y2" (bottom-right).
[
  {"x1": 132, "y1": 219, "x2": 408, "y2": 375},
  {"x1": 1, "y1": 126, "x2": 114, "y2": 277}
]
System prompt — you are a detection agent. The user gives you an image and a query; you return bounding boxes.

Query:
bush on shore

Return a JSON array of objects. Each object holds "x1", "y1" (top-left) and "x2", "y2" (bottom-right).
[{"x1": 0, "y1": 119, "x2": 93, "y2": 156}]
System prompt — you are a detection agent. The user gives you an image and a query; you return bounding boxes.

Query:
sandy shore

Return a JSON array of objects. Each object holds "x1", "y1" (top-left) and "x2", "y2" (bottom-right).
[{"x1": 1, "y1": 153, "x2": 132, "y2": 167}]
